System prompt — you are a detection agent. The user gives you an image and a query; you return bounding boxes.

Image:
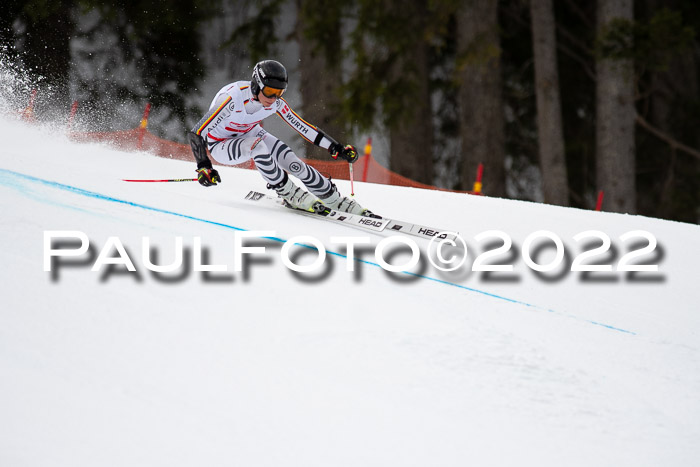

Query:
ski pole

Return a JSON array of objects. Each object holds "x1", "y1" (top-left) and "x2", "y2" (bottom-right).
[
  {"x1": 348, "y1": 163, "x2": 355, "y2": 196},
  {"x1": 123, "y1": 178, "x2": 198, "y2": 183}
]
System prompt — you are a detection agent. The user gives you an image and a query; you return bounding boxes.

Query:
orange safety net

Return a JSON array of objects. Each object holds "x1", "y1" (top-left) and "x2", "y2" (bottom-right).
[{"x1": 71, "y1": 127, "x2": 455, "y2": 191}]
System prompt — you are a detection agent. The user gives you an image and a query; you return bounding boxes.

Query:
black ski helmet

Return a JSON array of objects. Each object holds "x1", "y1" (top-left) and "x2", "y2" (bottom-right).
[{"x1": 251, "y1": 60, "x2": 288, "y2": 96}]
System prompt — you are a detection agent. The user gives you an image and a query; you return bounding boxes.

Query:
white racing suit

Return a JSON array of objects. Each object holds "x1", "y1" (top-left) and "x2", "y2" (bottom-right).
[{"x1": 190, "y1": 81, "x2": 338, "y2": 196}]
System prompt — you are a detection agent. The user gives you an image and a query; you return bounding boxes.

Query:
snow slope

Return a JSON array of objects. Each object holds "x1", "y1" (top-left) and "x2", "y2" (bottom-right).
[{"x1": 1, "y1": 116, "x2": 699, "y2": 467}]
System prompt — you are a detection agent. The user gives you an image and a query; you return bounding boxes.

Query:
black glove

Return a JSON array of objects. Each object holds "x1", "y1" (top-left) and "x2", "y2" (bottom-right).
[
  {"x1": 329, "y1": 143, "x2": 359, "y2": 164},
  {"x1": 196, "y1": 167, "x2": 221, "y2": 187}
]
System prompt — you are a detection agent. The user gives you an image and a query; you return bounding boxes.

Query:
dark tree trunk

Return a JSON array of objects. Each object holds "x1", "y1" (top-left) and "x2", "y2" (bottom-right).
[
  {"x1": 388, "y1": 0, "x2": 434, "y2": 185},
  {"x1": 596, "y1": 0, "x2": 636, "y2": 213},
  {"x1": 456, "y1": 0, "x2": 506, "y2": 196},
  {"x1": 296, "y1": 0, "x2": 347, "y2": 160},
  {"x1": 530, "y1": 0, "x2": 569, "y2": 206},
  {"x1": 642, "y1": 0, "x2": 700, "y2": 222}
]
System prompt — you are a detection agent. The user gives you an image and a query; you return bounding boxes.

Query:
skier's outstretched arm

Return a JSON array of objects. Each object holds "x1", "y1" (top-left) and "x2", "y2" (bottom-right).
[{"x1": 275, "y1": 99, "x2": 359, "y2": 163}]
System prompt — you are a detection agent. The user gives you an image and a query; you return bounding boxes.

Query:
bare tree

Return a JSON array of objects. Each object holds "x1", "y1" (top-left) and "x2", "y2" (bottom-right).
[
  {"x1": 530, "y1": 0, "x2": 569, "y2": 206},
  {"x1": 388, "y1": 0, "x2": 434, "y2": 185},
  {"x1": 639, "y1": 0, "x2": 700, "y2": 222},
  {"x1": 456, "y1": 0, "x2": 506, "y2": 196},
  {"x1": 295, "y1": 0, "x2": 347, "y2": 160},
  {"x1": 596, "y1": 0, "x2": 636, "y2": 213}
]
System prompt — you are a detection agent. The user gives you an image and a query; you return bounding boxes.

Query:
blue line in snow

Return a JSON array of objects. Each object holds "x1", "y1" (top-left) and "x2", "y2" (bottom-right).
[{"x1": 0, "y1": 168, "x2": 636, "y2": 336}]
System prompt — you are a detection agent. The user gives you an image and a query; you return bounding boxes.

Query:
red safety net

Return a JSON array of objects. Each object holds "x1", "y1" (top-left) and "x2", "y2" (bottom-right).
[{"x1": 71, "y1": 127, "x2": 455, "y2": 191}]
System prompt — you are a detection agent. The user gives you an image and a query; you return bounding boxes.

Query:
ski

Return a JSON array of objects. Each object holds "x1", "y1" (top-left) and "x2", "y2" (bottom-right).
[{"x1": 244, "y1": 191, "x2": 458, "y2": 241}]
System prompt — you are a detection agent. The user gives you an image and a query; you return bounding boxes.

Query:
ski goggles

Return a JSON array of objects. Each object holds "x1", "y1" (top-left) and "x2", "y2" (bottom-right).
[{"x1": 261, "y1": 86, "x2": 285, "y2": 99}]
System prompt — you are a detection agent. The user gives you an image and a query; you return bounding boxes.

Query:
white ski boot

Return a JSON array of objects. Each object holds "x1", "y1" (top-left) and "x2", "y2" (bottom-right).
[
  {"x1": 270, "y1": 176, "x2": 319, "y2": 212},
  {"x1": 318, "y1": 184, "x2": 375, "y2": 216}
]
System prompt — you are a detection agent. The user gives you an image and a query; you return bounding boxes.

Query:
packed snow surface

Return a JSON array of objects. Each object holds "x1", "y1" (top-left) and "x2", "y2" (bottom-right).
[{"x1": 1, "y1": 116, "x2": 699, "y2": 466}]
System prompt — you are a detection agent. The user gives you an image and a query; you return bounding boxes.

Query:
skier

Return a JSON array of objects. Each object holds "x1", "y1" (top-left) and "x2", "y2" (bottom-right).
[{"x1": 187, "y1": 59, "x2": 370, "y2": 215}]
